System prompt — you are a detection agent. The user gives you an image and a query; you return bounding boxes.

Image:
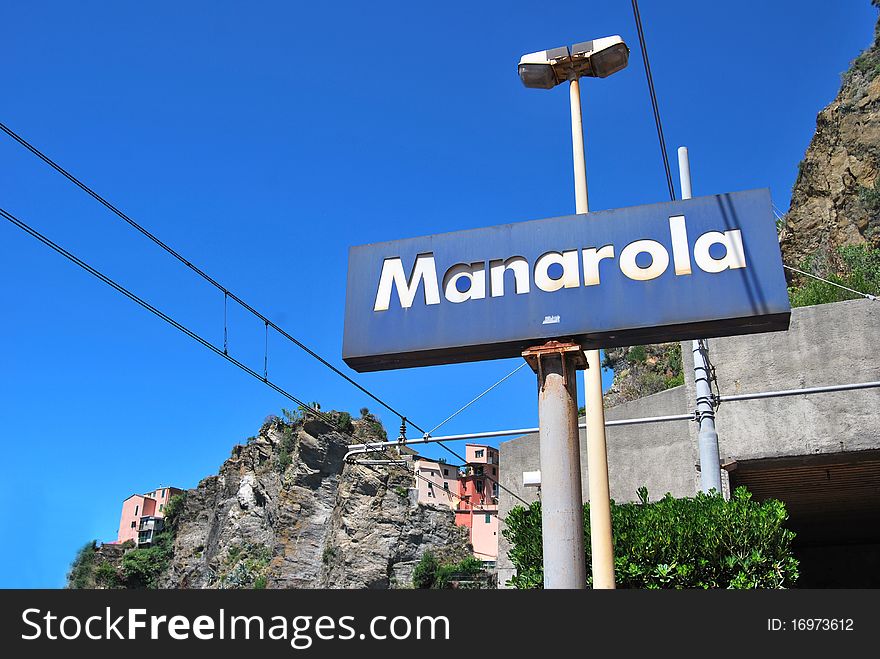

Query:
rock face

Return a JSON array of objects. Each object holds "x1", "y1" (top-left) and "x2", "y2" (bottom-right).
[
  {"x1": 780, "y1": 6, "x2": 880, "y2": 272},
  {"x1": 161, "y1": 414, "x2": 469, "y2": 589}
]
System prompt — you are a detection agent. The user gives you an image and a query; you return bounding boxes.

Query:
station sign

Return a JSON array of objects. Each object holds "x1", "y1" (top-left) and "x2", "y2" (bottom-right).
[{"x1": 343, "y1": 189, "x2": 790, "y2": 371}]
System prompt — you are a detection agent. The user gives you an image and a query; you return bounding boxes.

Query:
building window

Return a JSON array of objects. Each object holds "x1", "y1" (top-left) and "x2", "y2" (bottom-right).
[
  {"x1": 162, "y1": 489, "x2": 167, "y2": 498},
  {"x1": 444, "y1": 482, "x2": 449, "y2": 490},
  {"x1": 130, "y1": 521, "x2": 136, "y2": 529},
  {"x1": 443, "y1": 469, "x2": 449, "y2": 476},
  {"x1": 475, "y1": 480, "x2": 484, "y2": 494},
  {"x1": 485, "y1": 514, "x2": 491, "y2": 523},
  {"x1": 492, "y1": 467, "x2": 496, "y2": 476},
  {"x1": 475, "y1": 466, "x2": 484, "y2": 475},
  {"x1": 475, "y1": 449, "x2": 484, "y2": 458},
  {"x1": 134, "y1": 505, "x2": 139, "y2": 516},
  {"x1": 493, "y1": 482, "x2": 499, "y2": 497},
  {"x1": 159, "y1": 504, "x2": 164, "y2": 512}
]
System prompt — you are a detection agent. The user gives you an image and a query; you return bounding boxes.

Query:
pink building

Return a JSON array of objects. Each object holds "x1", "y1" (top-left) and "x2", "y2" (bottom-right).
[
  {"x1": 413, "y1": 458, "x2": 460, "y2": 509},
  {"x1": 411, "y1": 444, "x2": 500, "y2": 563},
  {"x1": 116, "y1": 486, "x2": 183, "y2": 545},
  {"x1": 455, "y1": 445, "x2": 500, "y2": 562}
]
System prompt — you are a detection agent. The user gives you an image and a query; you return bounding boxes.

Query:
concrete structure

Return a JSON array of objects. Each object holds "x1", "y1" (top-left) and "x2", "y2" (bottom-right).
[
  {"x1": 116, "y1": 486, "x2": 183, "y2": 545},
  {"x1": 497, "y1": 299, "x2": 880, "y2": 587},
  {"x1": 413, "y1": 457, "x2": 460, "y2": 509}
]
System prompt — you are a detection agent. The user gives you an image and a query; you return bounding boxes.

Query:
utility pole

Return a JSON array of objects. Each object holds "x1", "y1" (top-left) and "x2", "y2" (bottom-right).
[
  {"x1": 571, "y1": 79, "x2": 616, "y2": 589},
  {"x1": 677, "y1": 146, "x2": 723, "y2": 493}
]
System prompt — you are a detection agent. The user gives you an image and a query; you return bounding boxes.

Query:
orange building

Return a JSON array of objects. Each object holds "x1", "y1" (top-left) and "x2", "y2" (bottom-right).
[{"x1": 116, "y1": 486, "x2": 183, "y2": 546}]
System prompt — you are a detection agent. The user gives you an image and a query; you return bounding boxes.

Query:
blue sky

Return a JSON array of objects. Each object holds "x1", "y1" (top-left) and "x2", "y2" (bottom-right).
[{"x1": 0, "y1": 1, "x2": 875, "y2": 587}]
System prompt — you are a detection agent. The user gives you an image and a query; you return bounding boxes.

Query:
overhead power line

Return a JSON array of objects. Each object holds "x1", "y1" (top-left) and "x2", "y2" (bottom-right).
[
  {"x1": 0, "y1": 121, "x2": 420, "y2": 433},
  {"x1": 631, "y1": 0, "x2": 676, "y2": 202},
  {"x1": 1, "y1": 204, "x2": 530, "y2": 505}
]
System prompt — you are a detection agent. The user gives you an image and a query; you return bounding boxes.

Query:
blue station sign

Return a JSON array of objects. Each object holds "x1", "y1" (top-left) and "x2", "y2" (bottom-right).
[{"x1": 343, "y1": 189, "x2": 790, "y2": 372}]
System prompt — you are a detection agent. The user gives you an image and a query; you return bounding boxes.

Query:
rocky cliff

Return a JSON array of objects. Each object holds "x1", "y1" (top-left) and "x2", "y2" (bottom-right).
[
  {"x1": 780, "y1": 2, "x2": 880, "y2": 273},
  {"x1": 159, "y1": 413, "x2": 470, "y2": 589},
  {"x1": 605, "y1": 4, "x2": 880, "y2": 406}
]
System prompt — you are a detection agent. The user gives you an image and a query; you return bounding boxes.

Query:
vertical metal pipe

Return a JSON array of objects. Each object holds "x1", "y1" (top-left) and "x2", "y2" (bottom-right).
[
  {"x1": 537, "y1": 352, "x2": 587, "y2": 589},
  {"x1": 571, "y1": 78, "x2": 616, "y2": 588},
  {"x1": 570, "y1": 79, "x2": 589, "y2": 214},
  {"x1": 678, "y1": 146, "x2": 722, "y2": 493},
  {"x1": 584, "y1": 350, "x2": 615, "y2": 588}
]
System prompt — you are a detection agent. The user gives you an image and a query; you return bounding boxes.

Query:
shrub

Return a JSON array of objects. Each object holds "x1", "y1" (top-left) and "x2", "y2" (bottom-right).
[
  {"x1": 94, "y1": 561, "x2": 120, "y2": 588},
  {"x1": 412, "y1": 551, "x2": 439, "y2": 589},
  {"x1": 122, "y1": 545, "x2": 170, "y2": 589},
  {"x1": 67, "y1": 541, "x2": 98, "y2": 589},
  {"x1": 503, "y1": 487, "x2": 798, "y2": 589},
  {"x1": 788, "y1": 245, "x2": 880, "y2": 308}
]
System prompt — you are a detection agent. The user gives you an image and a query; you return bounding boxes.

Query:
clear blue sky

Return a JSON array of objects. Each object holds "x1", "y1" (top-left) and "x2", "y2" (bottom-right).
[{"x1": 0, "y1": 1, "x2": 875, "y2": 587}]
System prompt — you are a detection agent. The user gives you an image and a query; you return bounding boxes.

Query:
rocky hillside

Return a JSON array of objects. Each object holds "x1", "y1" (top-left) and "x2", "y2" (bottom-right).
[
  {"x1": 780, "y1": 2, "x2": 880, "y2": 273},
  {"x1": 605, "y1": 4, "x2": 880, "y2": 406},
  {"x1": 163, "y1": 413, "x2": 469, "y2": 589},
  {"x1": 72, "y1": 411, "x2": 471, "y2": 589}
]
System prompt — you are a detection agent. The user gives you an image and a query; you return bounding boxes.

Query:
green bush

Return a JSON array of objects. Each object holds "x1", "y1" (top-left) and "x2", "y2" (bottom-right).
[
  {"x1": 503, "y1": 487, "x2": 798, "y2": 589},
  {"x1": 67, "y1": 541, "x2": 98, "y2": 589},
  {"x1": 412, "y1": 551, "x2": 488, "y2": 589},
  {"x1": 122, "y1": 544, "x2": 170, "y2": 589},
  {"x1": 412, "y1": 550, "x2": 439, "y2": 589},
  {"x1": 94, "y1": 561, "x2": 120, "y2": 588},
  {"x1": 788, "y1": 245, "x2": 879, "y2": 308}
]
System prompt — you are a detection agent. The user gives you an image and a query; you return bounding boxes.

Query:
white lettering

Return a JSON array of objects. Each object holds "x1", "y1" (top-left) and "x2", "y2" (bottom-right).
[
  {"x1": 619, "y1": 240, "x2": 670, "y2": 281},
  {"x1": 373, "y1": 254, "x2": 440, "y2": 311},
  {"x1": 21, "y1": 608, "x2": 41, "y2": 640},
  {"x1": 193, "y1": 616, "x2": 215, "y2": 640},
  {"x1": 581, "y1": 244, "x2": 615, "y2": 286},
  {"x1": 668, "y1": 215, "x2": 692, "y2": 275},
  {"x1": 443, "y1": 262, "x2": 486, "y2": 303},
  {"x1": 489, "y1": 256, "x2": 530, "y2": 296},
  {"x1": 694, "y1": 229, "x2": 746, "y2": 273},
  {"x1": 59, "y1": 616, "x2": 81, "y2": 640},
  {"x1": 534, "y1": 251, "x2": 580, "y2": 292},
  {"x1": 86, "y1": 615, "x2": 102, "y2": 640},
  {"x1": 129, "y1": 608, "x2": 147, "y2": 639},
  {"x1": 167, "y1": 615, "x2": 190, "y2": 640}
]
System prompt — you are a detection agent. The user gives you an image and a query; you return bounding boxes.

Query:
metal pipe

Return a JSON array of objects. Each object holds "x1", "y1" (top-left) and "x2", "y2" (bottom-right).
[
  {"x1": 344, "y1": 380, "x2": 880, "y2": 457},
  {"x1": 679, "y1": 146, "x2": 723, "y2": 494},
  {"x1": 535, "y1": 347, "x2": 587, "y2": 589},
  {"x1": 571, "y1": 78, "x2": 615, "y2": 590},
  {"x1": 718, "y1": 380, "x2": 880, "y2": 402}
]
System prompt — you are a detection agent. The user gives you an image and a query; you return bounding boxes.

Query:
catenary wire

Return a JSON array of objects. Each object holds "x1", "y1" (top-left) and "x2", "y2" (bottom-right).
[
  {"x1": 0, "y1": 121, "x2": 423, "y2": 432},
  {"x1": 424, "y1": 362, "x2": 528, "y2": 437},
  {"x1": 0, "y1": 205, "x2": 530, "y2": 506},
  {"x1": 631, "y1": 0, "x2": 676, "y2": 202}
]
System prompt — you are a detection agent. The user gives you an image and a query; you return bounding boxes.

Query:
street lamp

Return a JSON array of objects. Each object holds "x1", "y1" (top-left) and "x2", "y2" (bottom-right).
[
  {"x1": 518, "y1": 36, "x2": 630, "y2": 88},
  {"x1": 517, "y1": 35, "x2": 629, "y2": 590}
]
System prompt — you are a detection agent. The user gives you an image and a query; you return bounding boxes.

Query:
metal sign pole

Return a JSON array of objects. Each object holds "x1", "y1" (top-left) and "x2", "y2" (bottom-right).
[
  {"x1": 523, "y1": 341, "x2": 587, "y2": 588},
  {"x1": 570, "y1": 78, "x2": 616, "y2": 589},
  {"x1": 677, "y1": 146, "x2": 723, "y2": 493}
]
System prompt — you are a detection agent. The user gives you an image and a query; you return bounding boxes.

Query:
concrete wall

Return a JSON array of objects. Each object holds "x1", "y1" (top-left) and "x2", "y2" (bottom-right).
[
  {"x1": 682, "y1": 298, "x2": 880, "y2": 462},
  {"x1": 497, "y1": 299, "x2": 880, "y2": 587}
]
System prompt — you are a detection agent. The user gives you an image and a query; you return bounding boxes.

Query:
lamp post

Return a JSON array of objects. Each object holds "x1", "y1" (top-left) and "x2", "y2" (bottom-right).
[{"x1": 518, "y1": 36, "x2": 629, "y2": 589}]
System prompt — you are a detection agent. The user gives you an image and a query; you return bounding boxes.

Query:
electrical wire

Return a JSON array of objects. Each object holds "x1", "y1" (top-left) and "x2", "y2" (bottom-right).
[
  {"x1": 0, "y1": 205, "x2": 352, "y2": 436},
  {"x1": 424, "y1": 362, "x2": 528, "y2": 437},
  {"x1": 631, "y1": 0, "x2": 676, "y2": 202},
  {"x1": 783, "y1": 264, "x2": 877, "y2": 301},
  {"x1": 0, "y1": 121, "x2": 422, "y2": 432},
  {"x1": 1, "y1": 204, "x2": 531, "y2": 506}
]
